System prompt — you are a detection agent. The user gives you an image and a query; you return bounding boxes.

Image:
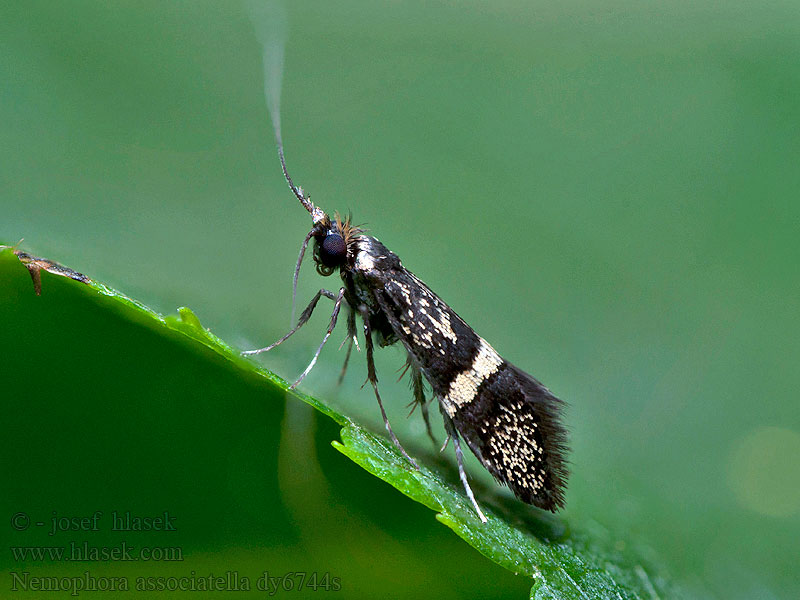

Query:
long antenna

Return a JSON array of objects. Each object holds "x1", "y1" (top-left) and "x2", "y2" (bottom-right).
[
  {"x1": 277, "y1": 142, "x2": 314, "y2": 216},
  {"x1": 276, "y1": 140, "x2": 326, "y2": 224},
  {"x1": 248, "y1": 0, "x2": 325, "y2": 225},
  {"x1": 277, "y1": 140, "x2": 325, "y2": 224}
]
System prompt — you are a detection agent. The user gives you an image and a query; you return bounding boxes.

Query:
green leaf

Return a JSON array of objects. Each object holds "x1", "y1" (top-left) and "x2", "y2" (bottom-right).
[{"x1": 0, "y1": 246, "x2": 684, "y2": 599}]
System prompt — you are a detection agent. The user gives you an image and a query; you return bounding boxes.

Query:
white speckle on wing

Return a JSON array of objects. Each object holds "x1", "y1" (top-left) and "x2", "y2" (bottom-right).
[
  {"x1": 426, "y1": 307, "x2": 457, "y2": 343},
  {"x1": 402, "y1": 273, "x2": 458, "y2": 343},
  {"x1": 486, "y1": 403, "x2": 545, "y2": 492},
  {"x1": 411, "y1": 329, "x2": 435, "y2": 349},
  {"x1": 355, "y1": 239, "x2": 376, "y2": 271},
  {"x1": 356, "y1": 252, "x2": 375, "y2": 271}
]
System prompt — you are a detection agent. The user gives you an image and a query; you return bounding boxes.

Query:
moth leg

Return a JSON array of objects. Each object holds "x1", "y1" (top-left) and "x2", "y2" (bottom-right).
[
  {"x1": 336, "y1": 306, "x2": 358, "y2": 386},
  {"x1": 242, "y1": 288, "x2": 338, "y2": 356},
  {"x1": 409, "y1": 363, "x2": 437, "y2": 447},
  {"x1": 358, "y1": 304, "x2": 420, "y2": 470},
  {"x1": 290, "y1": 287, "x2": 346, "y2": 389},
  {"x1": 442, "y1": 413, "x2": 488, "y2": 523},
  {"x1": 337, "y1": 337, "x2": 354, "y2": 386}
]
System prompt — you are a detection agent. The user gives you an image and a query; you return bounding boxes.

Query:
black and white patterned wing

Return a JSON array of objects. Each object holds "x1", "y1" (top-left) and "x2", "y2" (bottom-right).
[{"x1": 353, "y1": 236, "x2": 568, "y2": 511}]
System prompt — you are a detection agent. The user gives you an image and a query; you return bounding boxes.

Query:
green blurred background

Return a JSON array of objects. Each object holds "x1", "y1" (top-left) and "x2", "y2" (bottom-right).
[{"x1": 2, "y1": 1, "x2": 799, "y2": 598}]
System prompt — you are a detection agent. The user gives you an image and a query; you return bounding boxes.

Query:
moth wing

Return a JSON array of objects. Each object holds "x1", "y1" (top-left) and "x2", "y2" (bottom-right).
[
  {"x1": 450, "y1": 361, "x2": 568, "y2": 511},
  {"x1": 362, "y1": 249, "x2": 568, "y2": 510}
]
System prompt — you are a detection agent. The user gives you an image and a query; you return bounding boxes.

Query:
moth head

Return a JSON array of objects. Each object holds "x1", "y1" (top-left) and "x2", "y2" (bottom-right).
[{"x1": 312, "y1": 213, "x2": 357, "y2": 276}]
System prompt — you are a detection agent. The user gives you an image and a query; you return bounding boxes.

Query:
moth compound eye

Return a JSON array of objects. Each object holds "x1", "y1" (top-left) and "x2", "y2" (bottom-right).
[{"x1": 319, "y1": 232, "x2": 347, "y2": 268}]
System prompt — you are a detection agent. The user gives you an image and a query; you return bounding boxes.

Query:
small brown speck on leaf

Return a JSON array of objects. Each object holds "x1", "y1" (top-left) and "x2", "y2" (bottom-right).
[{"x1": 9, "y1": 249, "x2": 90, "y2": 296}]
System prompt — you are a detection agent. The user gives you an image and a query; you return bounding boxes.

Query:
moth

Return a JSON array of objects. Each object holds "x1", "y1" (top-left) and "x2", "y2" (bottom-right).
[{"x1": 244, "y1": 146, "x2": 569, "y2": 522}]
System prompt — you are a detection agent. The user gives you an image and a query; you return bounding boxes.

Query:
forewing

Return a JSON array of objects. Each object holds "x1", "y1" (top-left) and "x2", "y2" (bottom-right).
[
  {"x1": 450, "y1": 362, "x2": 568, "y2": 511},
  {"x1": 367, "y1": 255, "x2": 568, "y2": 510}
]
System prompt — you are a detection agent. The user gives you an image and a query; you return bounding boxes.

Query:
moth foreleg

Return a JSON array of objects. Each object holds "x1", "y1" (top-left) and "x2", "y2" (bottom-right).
[
  {"x1": 358, "y1": 304, "x2": 420, "y2": 470},
  {"x1": 242, "y1": 288, "x2": 338, "y2": 356},
  {"x1": 290, "y1": 287, "x2": 347, "y2": 389},
  {"x1": 442, "y1": 412, "x2": 488, "y2": 523}
]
